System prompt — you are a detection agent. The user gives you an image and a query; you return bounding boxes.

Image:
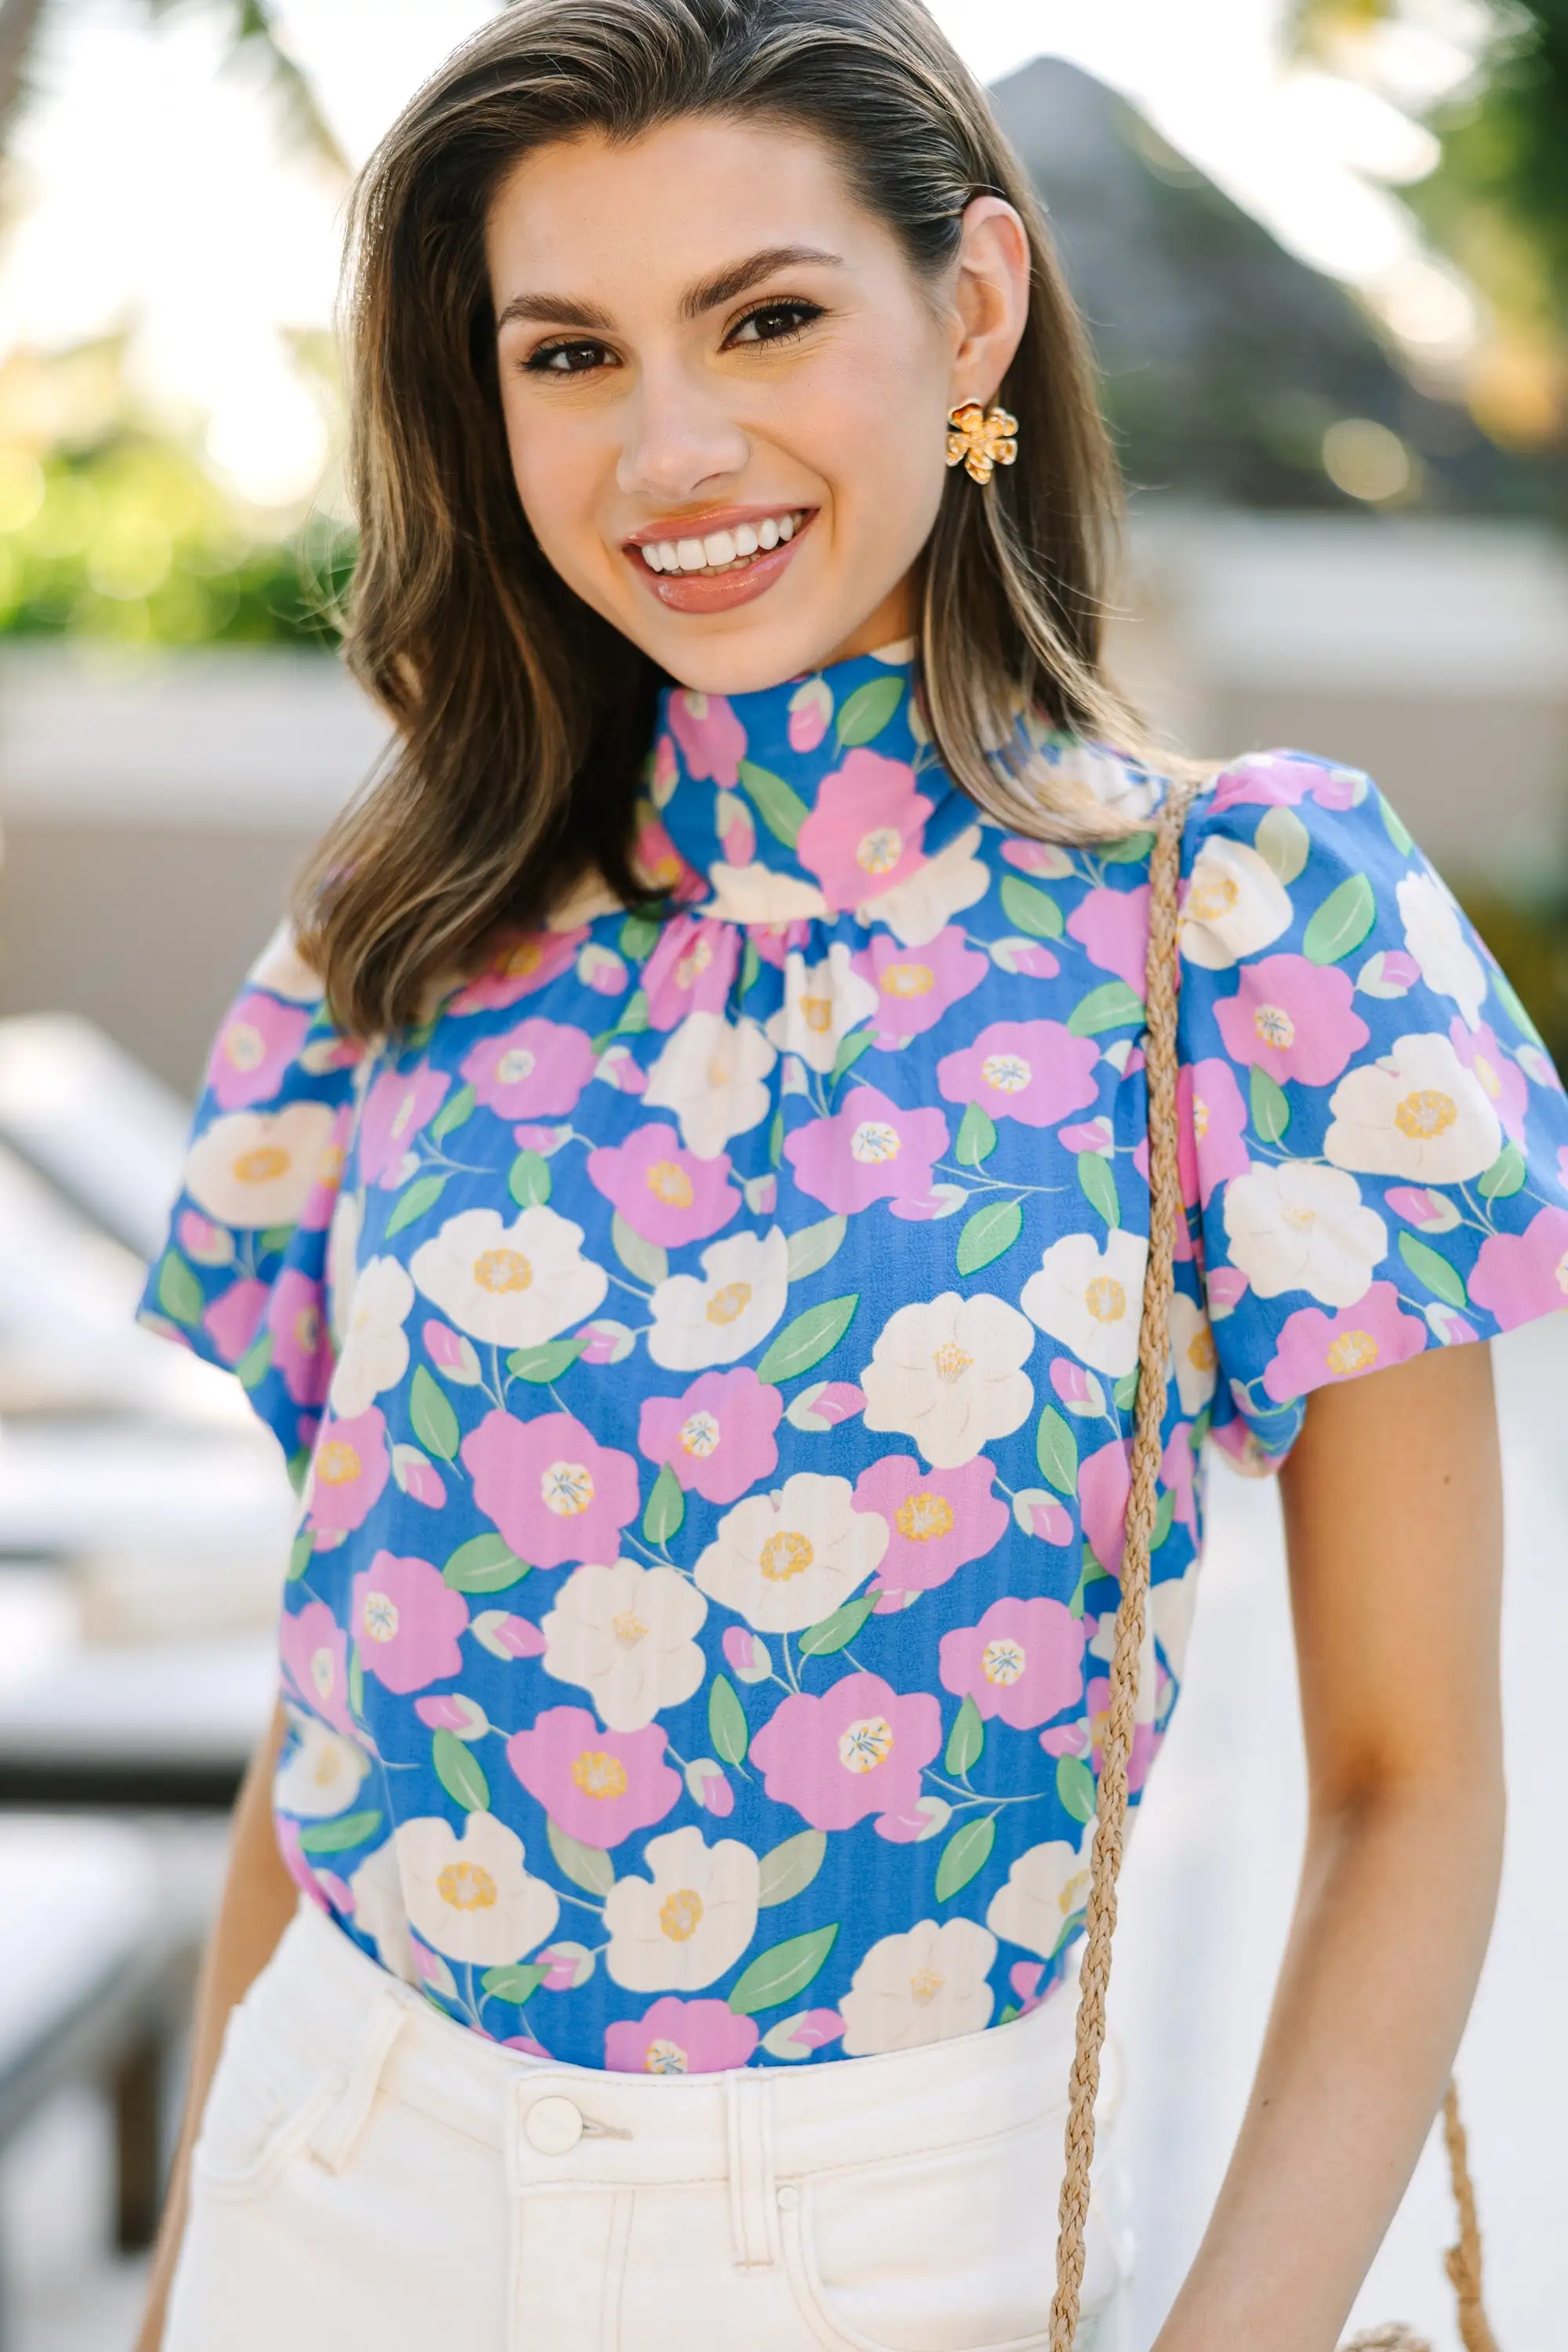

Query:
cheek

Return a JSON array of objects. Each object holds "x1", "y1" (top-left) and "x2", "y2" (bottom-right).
[{"x1": 500, "y1": 397, "x2": 604, "y2": 584}]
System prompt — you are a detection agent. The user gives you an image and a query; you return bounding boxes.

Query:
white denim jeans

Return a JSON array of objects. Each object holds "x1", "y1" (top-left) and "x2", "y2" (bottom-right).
[{"x1": 165, "y1": 1900, "x2": 1132, "y2": 2352}]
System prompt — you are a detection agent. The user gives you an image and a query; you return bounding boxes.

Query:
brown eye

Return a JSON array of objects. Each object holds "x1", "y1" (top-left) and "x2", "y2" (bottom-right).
[
  {"x1": 524, "y1": 339, "x2": 613, "y2": 375},
  {"x1": 727, "y1": 300, "x2": 823, "y2": 347}
]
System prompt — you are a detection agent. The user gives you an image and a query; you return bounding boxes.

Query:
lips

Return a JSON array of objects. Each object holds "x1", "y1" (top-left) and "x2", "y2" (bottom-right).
[
  {"x1": 633, "y1": 510, "x2": 808, "y2": 579},
  {"x1": 624, "y1": 506, "x2": 817, "y2": 616}
]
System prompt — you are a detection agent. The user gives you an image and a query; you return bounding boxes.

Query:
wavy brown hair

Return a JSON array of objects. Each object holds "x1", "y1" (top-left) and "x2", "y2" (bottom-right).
[{"x1": 297, "y1": 0, "x2": 1149, "y2": 1039}]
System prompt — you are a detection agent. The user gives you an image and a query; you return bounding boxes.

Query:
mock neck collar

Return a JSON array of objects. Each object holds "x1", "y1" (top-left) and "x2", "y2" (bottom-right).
[{"x1": 648, "y1": 642, "x2": 982, "y2": 927}]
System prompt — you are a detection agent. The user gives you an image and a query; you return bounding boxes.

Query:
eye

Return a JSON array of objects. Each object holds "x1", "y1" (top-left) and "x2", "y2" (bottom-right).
[
  {"x1": 523, "y1": 338, "x2": 616, "y2": 376},
  {"x1": 726, "y1": 299, "x2": 824, "y2": 349}
]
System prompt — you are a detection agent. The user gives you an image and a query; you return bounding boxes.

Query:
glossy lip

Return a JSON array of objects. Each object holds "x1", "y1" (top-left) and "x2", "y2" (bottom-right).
[
  {"x1": 625, "y1": 506, "x2": 818, "y2": 615},
  {"x1": 622, "y1": 501, "x2": 815, "y2": 549}
]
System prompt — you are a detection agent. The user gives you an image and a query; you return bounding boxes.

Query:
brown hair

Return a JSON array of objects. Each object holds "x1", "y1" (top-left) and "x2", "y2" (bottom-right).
[{"x1": 297, "y1": 0, "x2": 1149, "y2": 1038}]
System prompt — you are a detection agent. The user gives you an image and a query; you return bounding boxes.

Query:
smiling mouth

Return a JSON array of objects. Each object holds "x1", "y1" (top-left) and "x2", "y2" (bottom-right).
[{"x1": 630, "y1": 509, "x2": 812, "y2": 579}]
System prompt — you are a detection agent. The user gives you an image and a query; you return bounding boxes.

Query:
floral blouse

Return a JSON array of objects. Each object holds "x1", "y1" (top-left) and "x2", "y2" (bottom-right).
[{"x1": 142, "y1": 644, "x2": 1568, "y2": 2074}]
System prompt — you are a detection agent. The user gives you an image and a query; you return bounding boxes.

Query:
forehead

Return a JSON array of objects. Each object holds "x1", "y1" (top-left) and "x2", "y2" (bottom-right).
[{"x1": 485, "y1": 115, "x2": 879, "y2": 303}]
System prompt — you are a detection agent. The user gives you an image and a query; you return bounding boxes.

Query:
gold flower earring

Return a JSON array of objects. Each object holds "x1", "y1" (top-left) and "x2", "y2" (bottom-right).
[{"x1": 946, "y1": 401, "x2": 1019, "y2": 485}]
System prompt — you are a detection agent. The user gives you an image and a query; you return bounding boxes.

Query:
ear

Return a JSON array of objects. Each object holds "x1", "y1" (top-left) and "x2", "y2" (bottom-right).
[{"x1": 949, "y1": 196, "x2": 1031, "y2": 408}]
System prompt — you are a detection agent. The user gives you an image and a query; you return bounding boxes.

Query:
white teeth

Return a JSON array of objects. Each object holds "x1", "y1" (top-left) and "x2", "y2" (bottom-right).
[
  {"x1": 677, "y1": 538, "x2": 706, "y2": 572},
  {"x1": 777, "y1": 513, "x2": 795, "y2": 542},
  {"x1": 732, "y1": 523, "x2": 759, "y2": 557},
  {"x1": 657, "y1": 542, "x2": 680, "y2": 571},
  {"x1": 640, "y1": 543, "x2": 665, "y2": 572},
  {"x1": 703, "y1": 529, "x2": 737, "y2": 567},
  {"x1": 757, "y1": 516, "x2": 779, "y2": 550},
  {"x1": 636, "y1": 513, "x2": 805, "y2": 578}
]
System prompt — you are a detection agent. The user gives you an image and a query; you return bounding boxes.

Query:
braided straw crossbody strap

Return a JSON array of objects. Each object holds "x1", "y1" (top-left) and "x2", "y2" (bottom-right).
[{"x1": 1045, "y1": 779, "x2": 1500, "y2": 2352}]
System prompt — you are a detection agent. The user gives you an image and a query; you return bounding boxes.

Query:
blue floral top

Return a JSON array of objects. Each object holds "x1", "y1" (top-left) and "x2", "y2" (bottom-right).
[{"x1": 142, "y1": 644, "x2": 1568, "y2": 2074}]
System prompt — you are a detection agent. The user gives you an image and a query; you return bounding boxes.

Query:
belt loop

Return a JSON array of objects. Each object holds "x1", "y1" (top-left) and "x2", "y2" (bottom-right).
[
  {"x1": 309, "y1": 1988, "x2": 408, "y2": 2176},
  {"x1": 725, "y1": 2069, "x2": 778, "y2": 2270}
]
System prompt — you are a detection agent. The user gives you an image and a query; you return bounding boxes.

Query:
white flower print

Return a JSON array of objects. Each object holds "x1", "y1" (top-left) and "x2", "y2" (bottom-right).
[
  {"x1": 861, "y1": 1291, "x2": 1036, "y2": 1468},
  {"x1": 1397, "y1": 870, "x2": 1487, "y2": 1031},
  {"x1": 1167, "y1": 1291, "x2": 1218, "y2": 1416},
  {"x1": 865, "y1": 826, "x2": 989, "y2": 946},
  {"x1": 985, "y1": 1833, "x2": 1094, "y2": 1961},
  {"x1": 1178, "y1": 837, "x2": 1291, "y2": 971},
  {"x1": 1020, "y1": 1231, "x2": 1149, "y2": 1379},
  {"x1": 839, "y1": 1918, "x2": 996, "y2": 2055},
  {"x1": 326, "y1": 1186, "x2": 362, "y2": 1352},
  {"x1": 764, "y1": 942, "x2": 880, "y2": 1076},
  {"x1": 1325, "y1": 1032, "x2": 1502, "y2": 1183},
  {"x1": 410, "y1": 1206, "x2": 606, "y2": 1348},
  {"x1": 643, "y1": 1011, "x2": 778, "y2": 1160},
  {"x1": 347, "y1": 1838, "x2": 419, "y2": 1985},
  {"x1": 1221, "y1": 1162, "x2": 1388, "y2": 1306},
  {"x1": 1150, "y1": 1566, "x2": 1201, "y2": 1683},
  {"x1": 246, "y1": 920, "x2": 325, "y2": 1003},
  {"x1": 647, "y1": 1228, "x2": 789, "y2": 1371},
  {"x1": 540, "y1": 1560, "x2": 709, "y2": 1732},
  {"x1": 394, "y1": 1812, "x2": 559, "y2": 1967},
  {"x1": 699, "y1": 863, "x2": 830, "y2": 927},
  {"x1": 274, "y1": 1709, "x2": 370, "y2": 1820},
  {"x1": 604, "y1": 1826, "x2": 760, "y2": 1992},
  {"x1": 695, "y1": 1473, "x2": 888, "y2": 1634},
  {"x1": 184, "y1": 1101, "x2": 339, "y2": 1229},
  {"x1": 328, "y1": 1254, "x2": 415, "y2": 1418}
]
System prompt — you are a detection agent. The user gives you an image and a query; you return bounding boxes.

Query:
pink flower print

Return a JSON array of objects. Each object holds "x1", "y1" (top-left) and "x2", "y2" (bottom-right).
[
  {"x1": 306, "y1": 1407, "x2": 391, "y2": 1537},
  {"x1": 638, "y1": 1368, "x2": 782, "y2": 1504},
  {"x1": 448, "y1": 929, "x2": 586, "y2": 1015},
  {"x1": 296, "y1": 1102, "x2": 354, "y2": 1232},
  {"x1": 1214, "y1": 956, "x2": 1370, "y2": 1087},
  {"x1": 1176, "y1": 1058, "x2": 1250, "y2": 1210},
  {"x1": 279, "y1": 1598, "x2": 354, "y2": 1734},
  {"x1": 1084, "y1": 1675, "x2": 1158, "y2": 1793},
  {"x1": 1067, "y1": 885, "x2": 1149, "y2": 993},
  {"x1": 506, "y1": 1705, "x2": 681, "y2": 1847},
  {"x1": 1261, "y1": 1281, "x2": 1428, "y2": 1403},
  {"x1": 666, "y1": 691, "x2": 747, "y2": 788},
  {"x1": 722, "y1": 1627, "x2": 768, "y2": 1679},
  {"x1": 267, "y1": 1268, "x2": 332, "y2": 1404},
  {"x1": 1017, "y1": 1492, "x2": 1073, "y2": 1547},
  {"x1": 177, "y1": 1209, "x2": 234, "y2": 1266},
  {"x1": 634, "y1": 809, "x2": 697, "y2": 898},
  {"x1": 479, "y1": 1613, "x2": 546, "y2": 1661},
  {"x1": 643, "y1": 916, "x2": 740, "y2": 1031},
  {"x1": 852, "y1": 1455, "x2": 1008, "y2": 1596},
  {"x1": 1079, "y1": 1439, "x2": 1131, "y2": 1576},
  {"x1": 424, "y1": 1320, "x2": 481, "y2": 1381},
  {"x1": 394, "y1": 1449, "x2": 447, "y2": 1508},
  {"x1": 783, "y1": 1084, "x2": 948, "y2": 1215},
  {"x1": 350, "y1": 1551, "x2": 469, "y2": 1695},
  {"x1": 938, "y1": 1596, "x2": 1086, "y2": 1730},
  {"x1": 201, "y1": 1276, "x2": 267, "y2": 1366},
  {"x1": 1205, "y1": 1265, "x2": 1248, "y2": 1319},
  {"x1": 460, "y1": 1018, "x2": 597, "y2": 1123},
  {"x1": 789, "y1": 676, "x2": 833, "y2": 753},
  {"x1": 1161, "y1": 1424, "x2": 1198, "y2": 1537},
  {"x1": 604, "y1": 1997, "x2": 759, "y2": 2075},
  {"x1": 850, "y1": 927, "x2": 988, "y2": 1046},
  {"x1": 205, "y1": 991, "x2": 310, "y2": 1111},
  {"x1": 1001, "y1": 839, "x2": 1073, "y2": 878},
  {"x1": 462, "y1": 1410, "x2": 640, "y2": 1570},
  {"x1": 1059, "y1": 1117, "x2": 1113, "y2": 1156},
  {"x1": 1470, "y1": 1206, "x2": 1568, "y2": 1330},
  {"x1": 1386, "y1": 1186, "x2": 1460, "y2": 1233},
  {"x1": 1209, "y1": 752, "x2": 1360, "y2": 815},
  {"x1": 359, "y1": 1065, "x2": 451, "y2": 1187},
  {"x1": 796, "y1": 750, "x2": 933, "y2": 912},
  {"x1": 750, "y1": 1672, "x2": 942, "y2": 1833},
  {"x1": 586, "y1": 1123, "x2": 740, "y2": 1250},
  {"x1": 717, "y1": 791, "x2": 755, "y2": 867},
  {"x1": 1449, "y1": 1018, "x2": 1529, "y2": 1145},
  {"x1": 936, "y1": 1020, "x2": 1100, "y2": 1129}
]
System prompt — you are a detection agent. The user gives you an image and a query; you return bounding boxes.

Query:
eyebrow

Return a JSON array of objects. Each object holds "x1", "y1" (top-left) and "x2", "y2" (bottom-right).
[{"x1": 494, "y1": 244, "x2": 844, "y2": 336}]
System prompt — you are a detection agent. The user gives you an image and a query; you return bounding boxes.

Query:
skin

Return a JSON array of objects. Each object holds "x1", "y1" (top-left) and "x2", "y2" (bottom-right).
[{"x1": 136, "y1": 117, "x2": 1506, "y2": 2352}]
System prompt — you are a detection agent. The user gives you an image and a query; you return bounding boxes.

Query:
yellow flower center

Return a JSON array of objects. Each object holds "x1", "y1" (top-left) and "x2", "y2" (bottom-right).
[
  {"x1": 1058, "y1": 1869, "x2": 1091, "y2": 1919},
  {"x1": 908, "y1": 1965, "x2": 944, "y2": 2005},
  {"x1": 541, "y1": 1460, "x2": 595, "y2": 1516},
  {"x1": 1280, "y1": 1203, "x2": 1316, "y2": 1230},
  {"x1": 801, "y1": 994, "x2": 833, "y2": 1033},
  {"x1": 895, "y1": 1492, "x2": 955, "y2": 1542},
  {"x1": 496, "y1": 1046, "x2": 536, "y2": 1085},
  {"x1": 361, "y1": 1592, "x2": 399, "y2": 1643},
  {"x1": 226, "y1": 1021, "x2": 266, "y2": 1072},
  {"x1": 234, "y1": 1144, "x2": 290, "y2": 1185},
  {"x1": 612, "y1": 1609, "x2": 648, "y2": 1650},
  {"x1": 1394, "y1": 1088, "x2": 1457, "y2": 1140},
  {"x1": 705, "y1": 1279, "x2": 752, "y2": 1326},
  {"x1": 572, "y1": 1748, "x2": 629, "y2": 1801},
  {"x1": 881, "y1": 961, "x2": 935, "y2": 999},
  {"x1": 310, "y1": 1646, "x2": 336, "y2": 1701},
  {"x1": 760, "y1": 1530, "x2": 815, "y2": 1581},
  {"x1": 855, "y1": 824, "x2": 902, "y2": 876},
  {"x1": 644, "y1": 1159, "x2": 694, "y2": 1209},
  {"x1": 292, "y1": 1304, "x2": 321, "y2": 1353},
  {"x1": 502, "y1": 941, "x2": 543, "y2": 978},
  {"x1": 850, "y1": 1119, "x2": 902, "y2": 1164},
  {"x1": 1472, "y1": 1054, "x2": 1502, "y2": 1100},
  {"x1": 1326, "y1": 1329, "x2": 1379, "y2": 1375},
  {"x1": 1252, "y1": 1003, "x2": 1294, "y2": 1049},
  {"x1": 931, "y1": 1340, "x2": 973, "y2": 1383},
  {"x1": 705, "y1": 1053, "x2": 731, "y2": 1087},
  {"x1": 474, "y1": 1247, "x2": 533, "y2": 1294},
  {"x1": 1084, "y1": 1276, "x2": 1127, "y2": 1323},
  {"x1": 677, "y1": 1410, "x2": 720, "y2": 1457},
  {"x1": 838, "y1": 1715, "x2": 895, "y2": 1773},
  {"x1": 659, "y1": 1888, "x2": 705, "y2": 1942},
  {"x1": 1185, "y1": 1327, "x2": 1218, "y2": 1374},
  {"x1": 981, "y1": 1052, "x2": 1031, "y2": 1094},
  {"x1": 318, "y1": 1142, "x2": 346, "y2": 1190},
  {"x1": 644, "y1": 2038, "x2": 688, "y2": 2074},
  {"x1": 1192, "y1": 1095, "x2": 1210, "y2": 1142},
  {"x1": 435, "y1": 1860, "x2": 497, "y2": 1912},
  {"x1": 1188, "y1": 875, "x2": 1240, "y2": 921},
  {"x1": 674, "y1": 938, "x2": 713, "y2": 989},
  {"x1": 316, "y1": 1439, "x2": 361, "y2": 1486},
  {"x1": 982, "y1": 1637, "x2": 1026, "y2": 1686}
]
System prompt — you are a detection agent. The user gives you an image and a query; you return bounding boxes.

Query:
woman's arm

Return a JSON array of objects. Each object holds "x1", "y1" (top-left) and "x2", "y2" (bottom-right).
[
  {"x1": 135, "y1": 1698, "x2": 297, "y2": 2352},
  {"x1": 1153, "y1": 1341, "x2": 1505, "y2": 2352}
]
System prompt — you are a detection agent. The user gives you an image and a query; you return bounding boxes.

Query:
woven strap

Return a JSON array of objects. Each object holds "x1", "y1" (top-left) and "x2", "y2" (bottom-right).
[{"x1": 1045, "y1": 781, "x2": 1500, "y2": 2352}]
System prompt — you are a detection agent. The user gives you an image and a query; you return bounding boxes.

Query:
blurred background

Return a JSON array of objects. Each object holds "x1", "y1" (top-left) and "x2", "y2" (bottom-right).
[{"x1": 0, "y1": 3, "x2": 1559, "y2": 2347}]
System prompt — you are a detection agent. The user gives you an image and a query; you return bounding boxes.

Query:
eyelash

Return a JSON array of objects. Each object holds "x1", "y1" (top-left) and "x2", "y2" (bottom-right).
[{"x1": 521, "y1": 297, "x2": 826, "y2": 376}]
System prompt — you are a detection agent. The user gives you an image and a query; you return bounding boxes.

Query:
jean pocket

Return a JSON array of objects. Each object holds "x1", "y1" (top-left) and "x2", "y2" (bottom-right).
[{"x1": 190, "y1": 2004, "x2": 343, "y2": 2205}]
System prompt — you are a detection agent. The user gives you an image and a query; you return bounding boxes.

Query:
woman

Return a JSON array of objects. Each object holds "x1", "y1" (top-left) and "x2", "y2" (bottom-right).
[{"x1": 134, "y1": 2, "x2": 1568, "y2": 2347}]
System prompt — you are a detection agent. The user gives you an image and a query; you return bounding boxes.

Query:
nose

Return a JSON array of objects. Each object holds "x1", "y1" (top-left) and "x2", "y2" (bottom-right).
[{"x1": 615, "y1": 358, "x2": 750, "y2": 508}]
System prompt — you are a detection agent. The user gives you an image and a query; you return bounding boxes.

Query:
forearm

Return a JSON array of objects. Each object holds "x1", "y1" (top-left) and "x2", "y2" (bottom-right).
[
  {"x1": 1153, "y1": 1767, "x2": 1503, "y2": 2352},
  {"x1": 136, "y1": 1699, "x2": 296, "y2": 2352}
]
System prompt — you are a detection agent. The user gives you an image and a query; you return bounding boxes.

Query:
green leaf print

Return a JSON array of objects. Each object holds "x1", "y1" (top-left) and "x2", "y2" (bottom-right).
[
  {"x1": 944, "y1": 1692, "x2": 985, "y2": 1777},
  {"x1": 1075, "y1": 1152, "x2": 1120, "y2": 1232},
  {"x1": 1096, "y1": 829, "x2": 1157, "y2": 866},
  {"x1": 1491, "y1": 964, "x2": 1544, "y2": 1048},
  {"x1": 1056, "y1": 1755, "x2": 1096, "y2": 1825},
  {"x1": 410, "y1": 1365, "x2": 460, "y2": 1461},
  {"x1": 935, "y1": 1815, "x2": 996, "y2": 1902},
  {"x1": 432, "y1": 1729, "x2": 489, "y2": 1813},
  {"x1": 259, "y1": 1224, "x2": 296, "y2": 1258},
  {"x1": 546, "y1": 1817, "x2": 615, "y2": 1898},
  {"x1": 506, "y1": 1335, "x2": 588, "y2": 1383},
  {"x1": 285, "y1": 1530, "x2": 313, "y2": 1584},
  {"x1": 612, "y1": 1211, "x2": 667, "y2": 1287},
  {"x1": 481, "y1": 1962, "x2": 550, "y2": 2005},
  {"x1": 1151, "y1": 1487, "x2": 1177, "y2": 1551},
  {"x1": 642, "y1": 1461, "x2": 686, "y2": 1545},
  {"x1": 1302, "y1": 873, "x2": 1377, "y2": 967},
  {"x1": 955, "y1": 1197, "x2": 1023, "y2": 1275},
  {"x1": 1253, "y1": 804, "x2": 1309, "y2": 886},
  {"x1": 385, "y1": 1172, "x2": 448, "y2": 1238},
  {"x1": 955, "y1": 1102, "x2": 997, "y2": 1167},
  {"x1": 728, "y1": 1924, "x2": 839, "y2": 2016},
  {"x1": 1249, "y1": 1065, "x2": 1290, "y2": 1146},
  {"x1": 155, "y1": 1250, "x2": 204, "y2": 1329},
  {"x1": 708, "y1": 1675, "x2": 750, "y2": 1766},
  {"x1": 430, "y1": 1083, "x2": 476, "y2": 1143},
  {"x1": 737, "y1": 760, "x2": 811, "y2": 848},
  {"x1": 509, "y1": 1149, "x2": 551, "y2": 1210},
  {"x1": 1068, "y1": 981, "x2": 1145, "y2": 1036},
  {"x1": 999, "y1": 875, "x2": 1065, "y2": 941},
  {"x1": 348, "y1": 1643, "x2": 364, "y2": 1721},
  {"x1": 1479, "y1": 1142, "x2": 1526, "y2": 1200},
  {"x1": 1379, "y1": 792, "x2": 1414, "y2": 858},
  {"x1": 757, "y1": 1830, "x2": 828, "y2": 1909},
  {"x1": 1112, "y1": 1367, "x2": 1141, "y2": 1412},
  {"x1": 619, "y1": 911, "x2": 663, "y2": 962},
  {"x1": 236, "y1": 1328, "x2": 274, "y2": 1391},
  {"x1": 739, "y1": 935, "x2": 761, "y2": 997},
  {"x1": 1035, "y1": 1405, "x2": 1079, "y2": 1496},
  {"x1": 797, "y1": 1593, "x2": 879, "y2": 1657},
  {"x1": 769, "y1": 1107, "x2": 785, "y2": 1167},
  {"x1": 298, "y1": 1809, "x2": 382, "y2": 1856},
  {"x1": 756, "y1": 1294, "x2": 858, "y2": 1385},
  {"x1": 829, "y1": 1029, "x2": 875, "y2": 1085},
  {"x1": 617, "y1": 989, "x2": 652, "y2": 1035},
  {"x1": 786, "y1": 1215, "x2": 848, "y2": 1284},
  {"x1": 442, "y1": 1534, "x2": 530, "y2": 1592},
  {"x1": 1399, "y1": 1231, "x2": 1468, "y2": 1309},
  {"x1": 835, "y1": 674, "x2": 903, "y2": 748}
]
